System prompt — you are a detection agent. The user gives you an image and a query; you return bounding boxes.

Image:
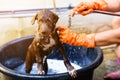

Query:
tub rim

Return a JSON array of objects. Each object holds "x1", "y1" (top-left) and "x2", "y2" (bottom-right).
[{"x1": 0, "y1": 35, "x2": 103, "y2": 79}]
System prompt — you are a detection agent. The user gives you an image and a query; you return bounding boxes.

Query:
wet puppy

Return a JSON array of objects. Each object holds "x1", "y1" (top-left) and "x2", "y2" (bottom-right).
[{"x1": 25, "y1": 9, "x2": 77, "y2": 78}]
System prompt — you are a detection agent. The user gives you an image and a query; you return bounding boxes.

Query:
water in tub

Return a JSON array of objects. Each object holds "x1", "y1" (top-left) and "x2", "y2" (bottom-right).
[{"x1": 14, "y1": 59, "x2": 81, "y2": 74}]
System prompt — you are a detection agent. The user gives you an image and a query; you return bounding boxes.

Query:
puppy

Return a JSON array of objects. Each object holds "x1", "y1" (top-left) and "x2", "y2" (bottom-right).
[{"x1": 25, "y1": 9, "x2": 77, "y2": 78}]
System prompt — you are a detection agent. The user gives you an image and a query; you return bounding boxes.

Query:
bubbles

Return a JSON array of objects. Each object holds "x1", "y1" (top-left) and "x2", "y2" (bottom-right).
[{"x1": 14, "y1": 59, "x2": 82, "y2": 74}]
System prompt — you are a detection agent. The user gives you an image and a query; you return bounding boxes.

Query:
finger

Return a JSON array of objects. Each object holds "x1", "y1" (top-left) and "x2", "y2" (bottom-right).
[
  {"x1": 76, "y1": 2, "x2": 84, "y2": 9},
  {"x1": 71, "y1": 10, "x2": 76, "y2": 17},
  {"x1": 79, "y1": 9, "x2": 93, "y2": 16},
  {"x1": 58, "y1": 30, "x2": 67, "y2": 38},
  {"x1": 59, "y1": 32, "x2": 65, "y2": 37},
  {"x1": 71, "y1": 2, "x2": 84, "y2": 17},
  {"x1": 59, "y1": 38, "x2": 64, "y2": 42},
  {"x1": 77, "y1": 5, "x2": 87, "y2": 12},
  {"x1": 59, "y1": 37, "x2": 68, "y2": 43},
  {"x1": 59, "y1": 31, "x2": 69, "y2": 38},
  {"x1": 71, "y1": 2, "x2": 84, "y2": 16},
  {"x1": 71, "y1": 8, "x2": 78, "y2": 17},
  {"x1": 57, "y1": 26, "x2": 67, "y2": 31},
  {"x1": 59, "y1": 38, "x2": 66, "y2": 43}
]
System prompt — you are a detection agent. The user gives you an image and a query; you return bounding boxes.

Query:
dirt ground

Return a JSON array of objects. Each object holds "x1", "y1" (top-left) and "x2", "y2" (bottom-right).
[{"x1": 93, "y1": 47, "x2": 120, "y2": 80}]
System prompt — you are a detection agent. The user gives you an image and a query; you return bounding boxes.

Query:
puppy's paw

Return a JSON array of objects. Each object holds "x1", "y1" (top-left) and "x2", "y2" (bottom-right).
[
  {"x1": 38, "y1": 70, "x2": 45, "y2": 75},
  {"x1": 68, "y1": 69, "x2": 77, "y2": 78}
]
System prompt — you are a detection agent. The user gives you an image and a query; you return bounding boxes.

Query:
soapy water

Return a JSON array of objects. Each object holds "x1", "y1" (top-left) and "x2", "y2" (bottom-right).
[
  {"x1": 2, "y1": 44, "x2": 94, "y2": 74},
  {"x1": 14, "y1": 59, "x2": 82, "y2": 74}
]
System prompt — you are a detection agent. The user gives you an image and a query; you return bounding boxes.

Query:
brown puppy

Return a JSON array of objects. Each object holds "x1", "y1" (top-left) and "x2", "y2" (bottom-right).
[{"x1": 25, "y1": 9, "x2": 77, "y2": 78}]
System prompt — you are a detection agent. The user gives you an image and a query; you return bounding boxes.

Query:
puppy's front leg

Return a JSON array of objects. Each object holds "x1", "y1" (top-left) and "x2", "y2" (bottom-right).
[
  {"x1": 36, "y1": 56, "x2": 45, "y2": 75},
  {"x1": 26, "y1": 52, "x2": 34, "y2": 73},
  {"x1": 58, "y1": 44, "x2": 77, "y2": 78}
]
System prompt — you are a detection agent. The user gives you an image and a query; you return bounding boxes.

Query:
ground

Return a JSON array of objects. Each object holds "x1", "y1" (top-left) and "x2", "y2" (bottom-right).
[{"x1": 93, "y1": 47, "x2": 120, "y2": 80}]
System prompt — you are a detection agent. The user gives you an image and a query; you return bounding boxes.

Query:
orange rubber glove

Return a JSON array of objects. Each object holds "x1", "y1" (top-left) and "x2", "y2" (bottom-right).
[
  {"x1": 71, "y1": 0, "x2": 108, "y2": 16},
  {"x1": 57, "y1": 26, "x2": 95, "y2": 48}
]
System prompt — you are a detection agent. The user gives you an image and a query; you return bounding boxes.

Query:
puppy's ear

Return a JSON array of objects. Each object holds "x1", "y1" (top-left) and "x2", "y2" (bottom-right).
[
  {"x1": 31, "y1": 14, "x2": 38, "y2": 25},
  {"x1": 53, "y1": 14, "x2": 59, "y2": 24}
]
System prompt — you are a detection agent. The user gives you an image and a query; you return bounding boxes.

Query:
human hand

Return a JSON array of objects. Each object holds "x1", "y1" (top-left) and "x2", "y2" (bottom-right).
[
  {"x1": 57, "y1": 26, "x2": 95, "y2": 48},
  {"x1": 71, "y1": 0, "x2": 108, "y2": 16},
  {"x1": 57, "y1": 26, "x2": 76, "y2": 44}
]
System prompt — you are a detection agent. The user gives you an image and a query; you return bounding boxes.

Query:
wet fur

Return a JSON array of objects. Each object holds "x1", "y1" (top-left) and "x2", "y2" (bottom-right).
[{"x1": 25, "y1": 9, "x2": 77, "y2": 77}]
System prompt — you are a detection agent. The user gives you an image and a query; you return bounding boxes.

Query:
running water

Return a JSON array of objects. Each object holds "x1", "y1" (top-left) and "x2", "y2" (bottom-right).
[{"x1": 14, "y1": 59, "x2": 82, "y2": 74}]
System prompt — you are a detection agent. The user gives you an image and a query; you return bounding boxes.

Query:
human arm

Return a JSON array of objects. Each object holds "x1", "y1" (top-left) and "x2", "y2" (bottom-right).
[
  {"x1": 72, "y1": 0, "x2": 120, "y2": 16},
  {"x1": 57, "y1": 26, "x2": 120, "y2": 48},
  {"x1": 57, "y1": 26, "x2": 95, "y2": 48},
  {"x1": 95, "y1": 28, "x2": 120, "y2": 46},
  {"x1": 106, "y1": 0, "x2": 120, "y2": 12}
]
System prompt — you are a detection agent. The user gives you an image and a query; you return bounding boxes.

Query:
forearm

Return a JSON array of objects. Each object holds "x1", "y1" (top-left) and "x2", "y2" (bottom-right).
[
  {"x1": 94, "y1": 32, "x2": 112, "y2": 46},
  {"x1": 58, "y1": 26, "x2": 120, "y2": 48},
  {"x1": 105, "y1": 0, "x2": 120, "y2": 12},
  {"x1": 95, "y1": 28, "x2": 120, "y2": 46}
]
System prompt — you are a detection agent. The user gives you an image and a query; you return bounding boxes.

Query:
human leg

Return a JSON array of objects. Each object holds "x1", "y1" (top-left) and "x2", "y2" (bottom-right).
[
  {"x1": 104, "y1": 17, "x2": 120, "y2": 79},
  {"x1": 112, "y1": 17, "x2": 120, "y2": 60}
]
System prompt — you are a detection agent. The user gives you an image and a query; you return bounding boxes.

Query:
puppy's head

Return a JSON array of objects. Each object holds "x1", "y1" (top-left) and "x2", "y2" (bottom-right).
[{"x1": 31, "y1": 9, "x2": 59, "y2": 36}]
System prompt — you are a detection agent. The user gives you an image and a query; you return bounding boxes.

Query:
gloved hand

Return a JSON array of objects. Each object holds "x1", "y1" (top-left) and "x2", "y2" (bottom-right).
[
  {"x1": 57, "y1": 26, "x2": 95, "y2": 48},
  {"x1": 71, "y1": 0, "x2": 108, "y2": 16}
]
